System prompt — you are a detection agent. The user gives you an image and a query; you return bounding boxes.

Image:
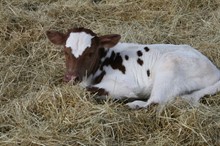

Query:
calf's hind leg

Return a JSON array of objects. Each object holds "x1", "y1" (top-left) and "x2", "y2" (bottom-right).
[
  {"x1": 126, "y1": 57, "x2": 191, "y2": 109},
  {"x1": 181, "y1": 80, "x2": 220, "y2": 106}
]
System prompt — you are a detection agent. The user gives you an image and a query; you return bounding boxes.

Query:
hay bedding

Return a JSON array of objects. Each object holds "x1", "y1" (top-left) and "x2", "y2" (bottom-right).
[{"x1": 0, "y1": 0, "x2": 220, "y2": 145}]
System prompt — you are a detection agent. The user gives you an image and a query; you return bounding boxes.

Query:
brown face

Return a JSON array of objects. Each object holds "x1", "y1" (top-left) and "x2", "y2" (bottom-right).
[
  {"x1": 62, "y1": 37, "x2": 100, "y2": 83},
  {"x1": 46, "y1": 27, "x2": 121, "y2": 83}
]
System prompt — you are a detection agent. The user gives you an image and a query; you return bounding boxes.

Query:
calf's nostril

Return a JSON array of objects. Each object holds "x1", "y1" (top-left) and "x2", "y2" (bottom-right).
[{"x1": 63, "y1": 74, "x2": 80, "y2": 83}]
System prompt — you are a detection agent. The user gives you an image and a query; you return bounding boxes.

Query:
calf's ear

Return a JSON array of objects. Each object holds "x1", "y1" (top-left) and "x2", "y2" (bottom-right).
[
  {"x1": 99, "y1": 34, "x2": 121, "y2": 48},
  {"x1": 46, "y1": 31, "x2": 66, "y2": 45}
]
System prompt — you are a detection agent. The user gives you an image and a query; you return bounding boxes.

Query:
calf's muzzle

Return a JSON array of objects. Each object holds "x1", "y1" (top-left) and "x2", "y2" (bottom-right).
[{"x1": 63, "y1": 72, "x2": 80, "y2": 83}]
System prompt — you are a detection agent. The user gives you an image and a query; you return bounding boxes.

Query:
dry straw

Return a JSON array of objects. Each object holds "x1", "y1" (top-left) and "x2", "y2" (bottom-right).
[{"x1": 0, "y1": 0, "x2": 220, "y2": 145}]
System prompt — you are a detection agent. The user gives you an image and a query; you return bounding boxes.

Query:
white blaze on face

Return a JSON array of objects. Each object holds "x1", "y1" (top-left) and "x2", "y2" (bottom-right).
[{"x1": 65, "y1": 32, "x2": 94, "y2": 58}]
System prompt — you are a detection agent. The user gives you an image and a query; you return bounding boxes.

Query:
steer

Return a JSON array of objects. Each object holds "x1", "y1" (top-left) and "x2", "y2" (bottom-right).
[{"x1": 46, "y1": 27, "x2": 220, "y2": 109}]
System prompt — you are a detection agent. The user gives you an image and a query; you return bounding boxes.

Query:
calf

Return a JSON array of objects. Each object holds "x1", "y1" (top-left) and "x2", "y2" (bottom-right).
[{"x1": 46, "y1": 27, "x2": 220, "y2": 109}]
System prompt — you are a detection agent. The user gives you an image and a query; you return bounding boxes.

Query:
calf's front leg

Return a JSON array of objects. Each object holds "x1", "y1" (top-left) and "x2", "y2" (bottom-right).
[
  {"x1": 86, "y1": 86, "x2": 109, "y2": 102},
  {"x1": 86, "y1": 86, "x2": 109, "y2": 96},
  {"x1": 87, "y1": 86, "x2": 145, "y2": 103}
]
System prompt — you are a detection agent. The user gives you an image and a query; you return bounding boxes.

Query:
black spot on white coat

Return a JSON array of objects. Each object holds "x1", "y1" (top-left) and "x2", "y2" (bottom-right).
[
  {"x1": 125, "y1": 55, "x2": 129, "y2": 60},
  {"x1": 147, "y1": 69, "x2": 150, "y2": 77},
  {"x1": 101, "y1": 51, "x2": 126, "y2": 74},
  {"x1": 137, "y1": 50, "x2": 143, "y2": 57},
  {"x1": 137, "y1": 58, "x2": 144, "y2": 66},
  {"x1": 94, "y1": 71, "x2": 106, "y2": 84},
  {"x1": 144, "y1": 47, "x2": 150, "y2": 52}
]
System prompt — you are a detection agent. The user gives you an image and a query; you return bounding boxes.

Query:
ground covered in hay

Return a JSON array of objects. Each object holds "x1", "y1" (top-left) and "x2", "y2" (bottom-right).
[{"x1": 0, "y1": 0, "x2": 220, "y2": 145}]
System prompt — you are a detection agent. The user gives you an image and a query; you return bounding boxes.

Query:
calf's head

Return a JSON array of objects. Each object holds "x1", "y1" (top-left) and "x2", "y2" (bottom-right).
[{"x1": 46, "y1": 27, "x2": 121, "y2": 83}]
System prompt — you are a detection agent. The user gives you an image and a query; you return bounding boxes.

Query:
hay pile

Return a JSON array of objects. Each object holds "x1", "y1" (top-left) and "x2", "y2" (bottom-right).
[{"x1": 1, "y1": 0, "x2": 220, "y2": 145}]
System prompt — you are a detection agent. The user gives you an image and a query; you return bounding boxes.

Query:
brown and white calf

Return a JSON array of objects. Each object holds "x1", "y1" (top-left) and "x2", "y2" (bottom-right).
[{"x1": 46, "y1": 27, "x2": 220, "y2": 109}]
